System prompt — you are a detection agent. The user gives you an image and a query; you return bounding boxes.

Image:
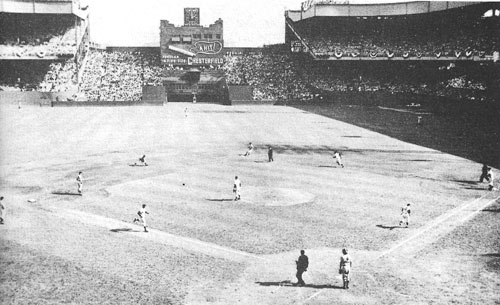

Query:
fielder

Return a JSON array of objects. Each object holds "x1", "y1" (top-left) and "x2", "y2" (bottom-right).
[
  {"x1": 133, "y1": 204, "x2": 150, "y2": 232},
  {"x1": 295, "y1": 250, "x2": 309, "y2": 286},
  {"x1": 244, "y1": 142, "x2": 254, "y2": 157},
  {"x1": 76, "y1": 171, "x2": 83, "y2": 195},
  {"x1": 487, "y1": 167, "x2": 495, "y2": 191},
  {"x1": 135, "y1": 155, "x2": 148, "y2": 166},
  {"x1": 339, "y1": 248, "x2": 352, "y2": 289},
  {"x1": 479, "y1": 164, "x2": 489, "y2": 183},
  {"x1": 0, "y1": 196, "x2": 5, "y2": 224},
  {"x1": 333, "y1": 151, "x2": 344, "y2": 168},
  {"x1": 268, "y1": 146, "x2": 274, "y2": 162},
  {"x1": 233, "y1": 176, "x2": 242, "y2": 201},
  {"x1": 399, "y1": 203, "x2": 411, "y2": 227}
]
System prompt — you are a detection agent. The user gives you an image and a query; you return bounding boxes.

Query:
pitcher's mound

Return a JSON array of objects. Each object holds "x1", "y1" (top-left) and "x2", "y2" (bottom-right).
[{"x1": 242, "y1": 187, "x2": 315, "y2": 206}]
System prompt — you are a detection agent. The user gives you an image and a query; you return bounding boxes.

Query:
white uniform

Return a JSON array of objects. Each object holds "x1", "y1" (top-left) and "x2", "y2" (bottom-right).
[
  {"x1": 244, "y1": 144, "x2": 254, "y2": 157},
  {"x1": 334, "y1": 152, "x2": 344, "y2": 167},
  {"x1": 339, "y1": 253, "x2": 352, "y2": 288},
  {"x1": 136, "y1": 207, "x2": 148, "y2": 226},
  {"x1": 400, "y1": 205, "x2": 411, "y2": 227},
  {"x1": 233, "y1": 178, "x2": 242, "y2": 200},
  {"x1": 76, "y1": 173, "x2": 83, "y2": 194},
  {"x1": 488, "y1": 170, "x2": 495, "y2": 191}
]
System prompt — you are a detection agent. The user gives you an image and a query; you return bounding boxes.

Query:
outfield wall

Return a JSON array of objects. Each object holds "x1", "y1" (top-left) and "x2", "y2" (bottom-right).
[{"x1": 51, "y1": 100, "x2": 164, "y2": 107}]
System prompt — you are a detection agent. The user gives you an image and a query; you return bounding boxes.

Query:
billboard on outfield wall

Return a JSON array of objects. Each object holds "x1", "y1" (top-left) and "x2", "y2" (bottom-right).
[{"x1": 160, "y1": 8, "x2": 224, "y2": 66}]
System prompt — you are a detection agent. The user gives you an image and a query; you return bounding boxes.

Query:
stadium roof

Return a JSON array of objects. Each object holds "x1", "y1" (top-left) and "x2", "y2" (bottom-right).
[
  {"x1": 0, "y1": 0, "x2": 87, "y2": 16},
  {"x1": 286, "y1": 1, "x2": 496, "y2": 21}
]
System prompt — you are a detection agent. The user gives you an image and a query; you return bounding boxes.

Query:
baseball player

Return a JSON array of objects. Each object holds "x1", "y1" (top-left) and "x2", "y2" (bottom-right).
[
  {"x1": 333, "y1": 151, "x2": 344, "y2": 168},
  {"x1": 233, "y1": 176, "x2": 242, "y2": 201},
  {"x1": 135, "y1": 155, "x2": 148, "y2": 166},
  {"x1": 399, "y1": 203, "x2": 411, "y2": 227},
  {"x1": 295, "y1": 250, "x2": 309, "y2": 286},
  {"x1": 0, "y1": 197, "x2": 5, "y2": 224},
  {"x1": 487, "y1": 167, "x2": 495, "y2": 191},
  {"x1": 244, "y1": 142, "x2": 254, "y2": 157},
  {"x1": 133, "y1": 204, "x2": 150, "y2": 232},
  {"x1": 479, "y1": 164, "x2": 489, "y2": 182},
  {"x1": 268, "y1": 146, "x2": 274, "y2": 162},
  {"x1": 339, "y1": 248, "x2": 352, "y2": 289},
  {"x1": 76, "y1": 172, "x2": 83, "y2": 195}
]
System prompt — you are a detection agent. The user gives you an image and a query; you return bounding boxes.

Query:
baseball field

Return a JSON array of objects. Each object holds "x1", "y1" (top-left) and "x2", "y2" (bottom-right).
[{"x1": 0, "y1": 101, "x2": 499, "y2": 305}]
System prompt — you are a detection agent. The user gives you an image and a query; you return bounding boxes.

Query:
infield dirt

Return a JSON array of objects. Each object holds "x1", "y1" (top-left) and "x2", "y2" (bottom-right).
[{"x1": 0, "y1": 103, "x2": 498, "y2": 305}]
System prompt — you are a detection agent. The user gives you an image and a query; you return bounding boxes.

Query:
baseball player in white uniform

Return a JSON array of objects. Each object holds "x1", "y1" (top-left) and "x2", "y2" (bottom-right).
[
  {"x1": 233, "y1": 176, "x2": 242, "y2": 201},
  {"x1": 133, "y1": 204, "x2": 150, "y2": 232},
  {"x1": 76, "y1": 172, "x2": 83, "y2": 195},
  {"x1": 339, "y1": 248, "x2": 352, "y2": 289},
  {"x1": 399, "y1": 203, "x2": 411, "y2": 227},
  {"x1": 333, "y1": 151, "x2": 344, "y2": 168},
  {"x1": 244, "y1": 143, "x2": 254, "y2": 157},
  {"x1": 487, "y1": 168, "x2": 495, "y2": 191}
]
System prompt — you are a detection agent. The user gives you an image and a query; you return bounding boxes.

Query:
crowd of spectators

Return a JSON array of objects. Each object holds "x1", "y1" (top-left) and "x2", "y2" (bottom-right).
[
  {"x1": 296, "y1": 12, "x2": 500, "y2": 58},
  {"x1": 1, "y1": 46, "x2": 496, "y2": 104},
  {"x1": 222, "y1": 51, "x2": 314, "y2": 101},
  {"x1": 0, "y1": 14, "x2": 81, "y2": 58},
  {"x1": 39, "y1": 60, "x2": 77, "y2": 92},
  {"x1": 300, "y1": 62, "x2": 491, "y2": 102},
  {"x1": 78, "y1": 50, "x2": 163, "y2": 101}
]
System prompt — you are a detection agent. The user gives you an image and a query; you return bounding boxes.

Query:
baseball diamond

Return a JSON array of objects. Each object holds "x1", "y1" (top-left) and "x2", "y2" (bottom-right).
[{"x1": 1, "y1": 1, "x2": 499, "y2": 305}]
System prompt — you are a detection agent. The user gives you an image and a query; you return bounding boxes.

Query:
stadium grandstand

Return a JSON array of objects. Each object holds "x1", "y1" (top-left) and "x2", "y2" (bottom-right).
[
  {"x1": 1, "y1": 1, "x2": 499, "y2": 105},
  {"x1": 276, "y1": 1, "x2": 500, "y2": 104},
  {"x1": 0, "y1": 0, "x2": 89, "y2": 95},
  {"x1": 285, "y1": 1, "x2": 500, "y2": 60}
]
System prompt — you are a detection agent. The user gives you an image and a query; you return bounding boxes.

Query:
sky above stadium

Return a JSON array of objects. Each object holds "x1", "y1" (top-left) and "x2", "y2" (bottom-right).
[{"x1": 85, "y1": 0, "x2": 410, "y2": 47}]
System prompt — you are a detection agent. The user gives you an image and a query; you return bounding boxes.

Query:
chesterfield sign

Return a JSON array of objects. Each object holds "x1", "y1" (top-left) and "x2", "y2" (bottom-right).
[{"x1": 191, "y1": 41, "x2": 223, "y2": 55}]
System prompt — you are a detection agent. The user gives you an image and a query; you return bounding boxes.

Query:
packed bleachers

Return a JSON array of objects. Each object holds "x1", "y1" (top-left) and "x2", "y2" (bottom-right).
[
  {"x1": 78, "y1": 50, "x2": 163, "y2": 101},
  {"x1": 0, "y1": 13, "x2": 84, "y2": 58},
  {"x1": 294, "y1": 8, "x2": 500, "y2": 58},
  {"x1": 222, "y1": 48, "x2": 314, "y2": 101},
  {"x1": 300, "y1": 61, "x2": 493, "y2": 102}
]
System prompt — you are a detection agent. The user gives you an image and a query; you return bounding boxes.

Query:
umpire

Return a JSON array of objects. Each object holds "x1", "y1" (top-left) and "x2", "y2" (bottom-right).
[{"x1": 295, "y1": 250, "x2": 309, "y2": 286}]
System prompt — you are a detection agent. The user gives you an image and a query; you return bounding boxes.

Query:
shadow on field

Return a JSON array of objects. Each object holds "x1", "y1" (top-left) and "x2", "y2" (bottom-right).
[
  {"x1": 256, "y1": 281, "x2": 343, "y2": 289},
  {"x1": 110, "y1": 228, "x2": 134, "y2": 233},
  {"x1": 206, "y1": 198, "x2": 234, "y2": 202},
  {"x1": 51, "y1": 191, "x2": 81, "y2": 196},
  {"x1": 318, "y1": 165, "x2": 337, "y2": 168},
  {"x1": 481, "y1": 208, "x2": 500, "y2": 213},
  {"x1": 254, "y1": 160, "x2": 269, "y2": 163},
  {"x1": 291, "y1": 101, "x2": 500, "y2": 168},
  {"x1": 463, "y1": 187, "x2": 487, "y2": 190},
  {"x1": 452, "y1": 180, "x2": 479, "y2": 185},
  {"x1": 376, "y1": 224, "x2": 404, "y2": 230},
  {"x1": 254, "y1": 144, "x2": 348, "y2": 155},
  {"x1": 481, "y1": 253, "x2": 500, "y2": 257}
]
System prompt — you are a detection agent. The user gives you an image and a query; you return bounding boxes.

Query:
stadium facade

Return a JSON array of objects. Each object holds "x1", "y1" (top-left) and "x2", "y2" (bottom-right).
[
  {"x1": 285, "y1": 1, "x2": 500, "y2": 61},
  {"x1": 160, "y1": 8, "x2": 224, "y2": 66}
]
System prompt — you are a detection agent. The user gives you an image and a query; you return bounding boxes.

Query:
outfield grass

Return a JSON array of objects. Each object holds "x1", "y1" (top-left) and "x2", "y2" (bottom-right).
[{"x1": 0, "y1": 102, "x2": 498, "y2": 305}]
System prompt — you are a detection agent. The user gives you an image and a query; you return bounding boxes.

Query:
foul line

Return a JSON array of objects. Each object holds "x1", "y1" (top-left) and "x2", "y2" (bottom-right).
[
  {"x1": 56, "y1": 208, "x2": 264, "y2": 262},
  {"x1": 301, "y1": 193, "x2": 499, "y2": 304},
  {"x1": 374, "y1": 193, "x2": 497, "y2": 260}
]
